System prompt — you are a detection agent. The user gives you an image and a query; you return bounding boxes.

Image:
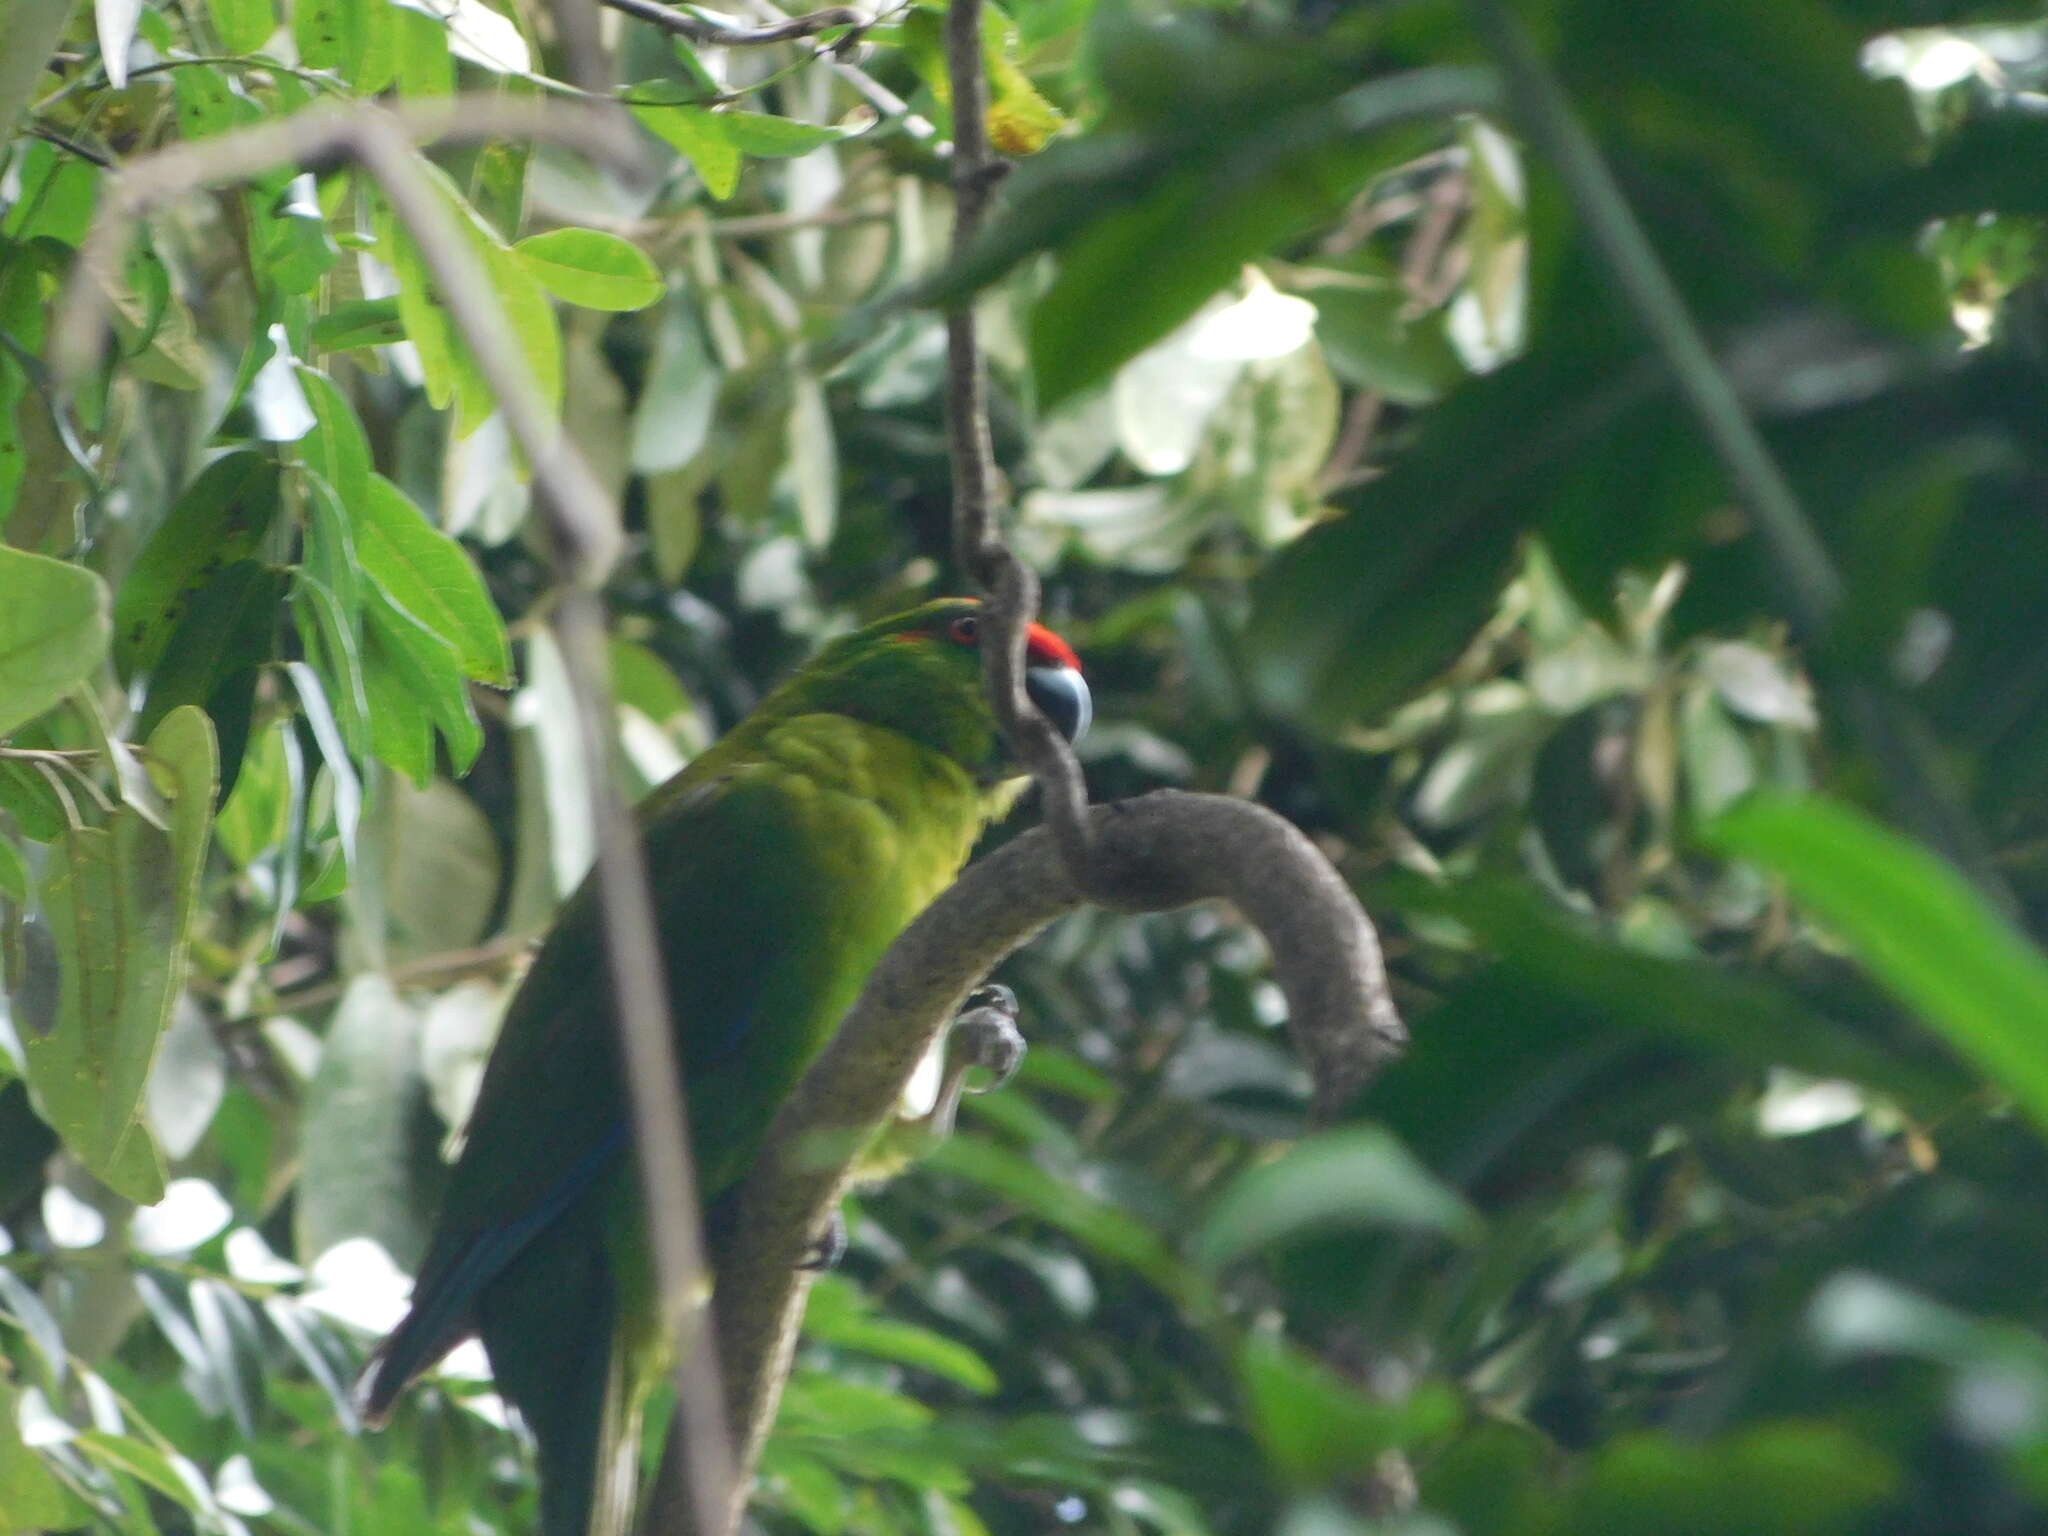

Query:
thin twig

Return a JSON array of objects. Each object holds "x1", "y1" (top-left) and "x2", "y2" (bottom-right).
[
  {"x1": 941, "y1": 0, "x2": 1097, "y2": 886},
  {"x1": 596, "y1": 0, "x2": 869, "y2": 47},
  {"x1": 265, "y1": 933, "x2": 533, "y2": 1015},
  {"x1": 1319, "y1": 167, "x2": 1468, "y2": 494},
  {"x1": 1465, "y1": 0, "x2": 2014, "y2": 910},
  {"x1": 24, "y1": 122, "x2": 115, "y2": 166}
]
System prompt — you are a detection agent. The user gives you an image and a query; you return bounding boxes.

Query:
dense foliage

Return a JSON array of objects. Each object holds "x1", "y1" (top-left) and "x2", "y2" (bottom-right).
[{"x1": 5, "y1": 0, "x2": 2048, "y2": 1533}]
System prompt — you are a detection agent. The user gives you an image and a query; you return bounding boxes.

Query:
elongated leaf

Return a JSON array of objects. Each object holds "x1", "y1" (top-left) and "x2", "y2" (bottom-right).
[
  {"x1": 0, "y1": 760, "x2": 70, "y2": 842},
  {"x1": 376, "y1": 166, "x2": 563, "y2": 434},
  {"x1": 359, "y1": 619, "x2": 436, "y2": 786},
  {"x1": 803, "y1": 1275, "x2": 998, "y2": 1393},
  {"x1": 18, "y1": 708, "x2": 216, "y2": 1203},
  {"x1": 74, "y1": 1432, "x2": 202, "y2": 1511},
  {"x1": 1029, "y1": 83, "x2": 1446, "y2": 407},
  {"x1": 135, "y1": 560, "x2": 286, "y2": 799},
  {"x1": 513, "y1": 228, "x2": 663, "y2": 312},
  {"x1": 363, "y1": 586, "x2": 484, "y2": 775},
  {"x1": 1238, "y1": 1336, "x2": 1461, "y2": 1485},
  {"x1": 393, "y1": 4, "x2": 455, "y2": 97},
  {"x1": 295, "y1": 974, "x2": 435, "y2": 1268},
  {"x1": 215, "y1": 716, "x2": 292, "y2": 866},
  {"x1": 312, "y1": 297, "x2": 405, "y2": 352},
  {"x1": 209, "y1": 0, "x2": 279, "y2": 54},
  {"x1": 293, "y1": 365, "x2": 372, "y2": 512},
  {"x1": 628, "y1": 87, "x2": 742, "y2": 199},
  {"x1": 0, "y1": 832, "x2": 27, "y2": 903},
  {"x1": 0, "y1": 547, "x2": 110, "y2": 740},
  {"x1": 284, "y1": 659, "x2": 362, "y2": 873},
  {"x1": 0, "y1": 1379, "x2": 79, "y2": 1530},
  {"x1": 96, "y1": 0, "x2": 145, "y2": 88},
  {"x1": 1402, "y1": 876, "x2": 1968, "y2": 1114},
  {"x1": 114, "y1": 450, "x2": 281, "y2": 678},
  {"x1": 717, "y1": 110, "x2": 857, "y2": 158},
  {"x1": 1706, "y1": 793, "x2": 2048, "y2": 1131},
  {"x1": 1195, "y1": 1126, "x2": 1483, "y2": 1270},
  {"x1": 355, "y1": 474, "x2": 512, "y2": 685},
  {"x1": 925, "y1": 1137, "x2": 1204, "y2": 1310}
]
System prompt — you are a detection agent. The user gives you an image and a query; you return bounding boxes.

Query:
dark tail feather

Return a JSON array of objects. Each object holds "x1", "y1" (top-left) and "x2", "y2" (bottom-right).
[
  {"x1": 354, "y1": 1230, "x2": 518, "y2": 1425},
  {"x1": 355, "y1": 1290, "x2": 470, "y2": 1427},
  {"x1": 479, "y1": 1198, "x2": 645, "y2": 1536}
]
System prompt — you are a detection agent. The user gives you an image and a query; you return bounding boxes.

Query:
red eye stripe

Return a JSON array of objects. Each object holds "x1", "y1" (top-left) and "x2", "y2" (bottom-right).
[{"x1": 888, "y1": 613, "x2": 1081, "y2": 673}]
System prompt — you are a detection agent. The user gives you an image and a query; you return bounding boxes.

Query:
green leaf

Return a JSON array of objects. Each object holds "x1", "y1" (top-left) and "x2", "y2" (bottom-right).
[
  {"x1": 285, "y1": 658, "x2": 362, "y2": 873},
  {"x1": 1028, "y1": 75, "x2": 1452, "y2": 408},
  {"x1": 262, "y1": 177, "x2": 342, "y2": 296},
  {"x1": 0, "y1": 759, "x2": 71, "y2": 842},
  {"x1": 1402, "y1": 876, "x2": 1968, "y2": 1115},
  {"x1": 134, "y1": 560, "x2": 286, "y2": 800},
  {"x1": 216, "y1": 715, "x2": 292, "y2": 865},
  {"x1": 74, "y1": 1431, "x2": 203, "y2": 1511},
  {"x1": 1238, "y1": 1336, "x2": 1462, "y2": 1485},
  {"x1": 17, "y1": 708, "x2": 216, "y2": 1204},
  {"x1": 0, "y1": 546, "x2": 109, "y2": 741},
  {"x1": 376, "y1": 167, "x2": 563, "y2": 434},
  {"x1": 1705, "y1": 793, "x2": 2048, "y2": 1132},
  {"x1": 1195, "y1": 1126, "x2": 1484, "y2": 1269},
  {"x1": 513, "y1": 228, "x2": 663, "y2": 312},
  {"x1": 173, "y1": 63, "x2": 264, "y2": 140},
  {"x1": 379, "y1": 202, "x2": 464, "y2": 414},
  {"x1": 393, "y1": 4, "x2": 455, "y2": 97},
  {"x1": 608, "y1": 638, "x2": 692, "y2": 729},
  {"x1": 312, "y1": 296, "x2": 407, "y2": 352},
  {"x1": 0, "y1": 832, "x2": 27, "y2": 903},
  {"x1": 0, "y1": 1380, "x2": 80, "y2": 1530},
  {"x1": 0, "y1": 143, "x2": 100, "y2": 247},
  {"x1": 716, "y1": 110, "x2": 856, "y2": 158},
  {"x1": 479, "y1": 235, "x2": 564, "y2": 435},
  {"x1": 1561, "y1": 1421, "x2": 1896, "y2": 1536},
  {"x1": 630, "y1": 297, "x2": 718, "y2": 476},
  {"x1": 295, "y1": 478, "x2": 371, "y2": 755},
  {"x1": 364, "y1": 589, "x2": 483, "y2": 782},
  {"x1": 802, "y1": 1276, "x2": 998, "y2": 1393},
  {"x1": 209, "y1": 0, "x2": 279, "y2": 54},
  {"x1": 1306, "y1": 274, "x2": 1464, "y2": 405},
  {"x1": 360, "y1": 617, "x2": 437, "y2": 786},
  {"x1": 355, "y1": 473, "x2": 513, "y2": 685},
  {"x1": 293, "y1": 366, "x2": 373, "y2": 512},
  {"x1": 114, "y1": 449, "x2": 281, "y2": 678},
  {"x1": 295, "y1": 974, "x2": 434, "y2": 1267},
  {"x1": 96, "y1": 0, "x2": 146, "y2": 88},
  {"x1": 926, "y1": 1138, "x2": 1206, "y2": 1311},
  {"x1": 295, "y1": 0, "x2": 371, "y2": 81},
  {"x1": 628, "y1": 86, "x2": 742, "y2": 200}
]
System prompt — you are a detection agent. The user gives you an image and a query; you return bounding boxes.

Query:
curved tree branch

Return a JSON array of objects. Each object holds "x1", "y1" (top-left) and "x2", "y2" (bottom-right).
[{"x1": 706, "y1": 791, "x2": 1406, "y2": 1528}]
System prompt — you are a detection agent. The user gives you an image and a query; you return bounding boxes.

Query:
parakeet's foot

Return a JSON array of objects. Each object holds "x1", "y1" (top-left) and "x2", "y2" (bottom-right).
[
  {"x1": 952, "y1": 983, "x2": 1025, "y2": 1093},
  {"x1": 798, "y1": 1209, "x2": 847, "y2": 1272}
]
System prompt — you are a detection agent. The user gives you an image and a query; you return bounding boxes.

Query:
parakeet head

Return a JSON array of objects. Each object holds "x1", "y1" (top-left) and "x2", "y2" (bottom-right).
[{"x1": 767, "y1": 598, "x2": 1090, "y2": 776}]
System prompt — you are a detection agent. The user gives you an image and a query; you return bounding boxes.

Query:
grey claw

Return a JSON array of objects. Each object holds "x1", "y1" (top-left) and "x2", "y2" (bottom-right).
[
  {"x1": 798, "y1": 1208, "x2": 847, "y2": 1272},
  {"x1": 952, "y1": 985, "x2": 1025, "y2": 1092}
]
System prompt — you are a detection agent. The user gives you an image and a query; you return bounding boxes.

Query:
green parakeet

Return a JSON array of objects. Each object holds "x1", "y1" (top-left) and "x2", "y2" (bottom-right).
[{"x1": 356, "y1": 598, "x2": 1090, "y2": 1536}]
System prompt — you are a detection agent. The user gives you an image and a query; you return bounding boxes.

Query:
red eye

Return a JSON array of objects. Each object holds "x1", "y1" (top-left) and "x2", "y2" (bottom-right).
[{"x1": 948, "y1": 614, "x2": 980, "y2": 644}]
